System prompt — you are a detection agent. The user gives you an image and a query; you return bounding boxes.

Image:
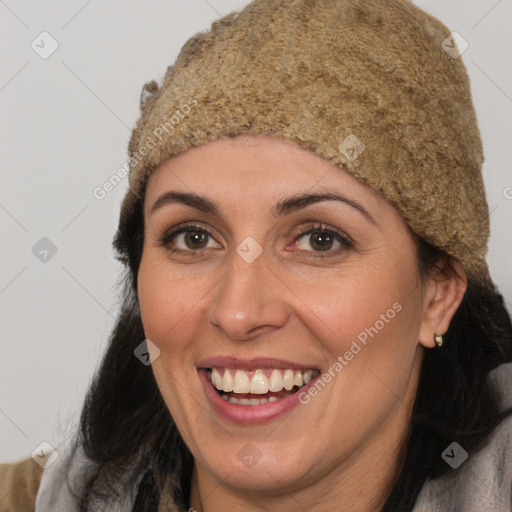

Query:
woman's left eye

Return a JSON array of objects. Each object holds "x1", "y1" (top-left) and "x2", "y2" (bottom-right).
[{"x1": 292, "y1": 225, "x2": 353, "y2": 256}]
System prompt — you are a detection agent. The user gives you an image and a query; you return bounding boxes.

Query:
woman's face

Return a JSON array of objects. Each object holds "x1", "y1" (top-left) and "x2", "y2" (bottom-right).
[{"x1": 138, "y1": 135, "x2": 446, "y2": 501}]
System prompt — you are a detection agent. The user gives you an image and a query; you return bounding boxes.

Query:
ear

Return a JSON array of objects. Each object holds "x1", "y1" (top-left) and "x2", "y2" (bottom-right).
[{"x1": 418, "y1": 257, "x2": 467, "y2": 349}]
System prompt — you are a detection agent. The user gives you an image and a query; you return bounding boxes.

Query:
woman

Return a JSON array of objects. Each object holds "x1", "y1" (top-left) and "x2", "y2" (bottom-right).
[{"x1": 2, "y1": 0, "x2": 511, "y2": 510}]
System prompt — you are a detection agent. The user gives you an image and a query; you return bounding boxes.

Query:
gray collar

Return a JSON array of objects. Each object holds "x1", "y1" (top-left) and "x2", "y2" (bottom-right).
[{"x1": 413, "y1": 362, "x2": 512, "y2": 512}]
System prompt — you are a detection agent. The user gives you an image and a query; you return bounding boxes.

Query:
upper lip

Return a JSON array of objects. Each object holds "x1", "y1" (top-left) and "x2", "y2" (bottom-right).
[{"x1": 197, "y1": 356, "x2": 320, "y2": 371}]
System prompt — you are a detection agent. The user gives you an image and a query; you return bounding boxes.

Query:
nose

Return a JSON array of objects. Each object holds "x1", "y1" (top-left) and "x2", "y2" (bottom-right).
[{"x1": 207, "y1": 249, "x2": 290, "y2": 341}]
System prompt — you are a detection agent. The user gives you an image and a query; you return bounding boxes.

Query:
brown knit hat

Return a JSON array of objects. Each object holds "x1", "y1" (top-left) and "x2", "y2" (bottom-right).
[{"x1": 120, "y1": 0, "x2": 491, "y2": 285}]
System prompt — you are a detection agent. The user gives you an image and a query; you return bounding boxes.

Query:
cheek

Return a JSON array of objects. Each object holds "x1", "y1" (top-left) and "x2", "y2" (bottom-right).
[
  {"x1": 137, "y1": 258, "x2": 206, "y2": 352},
  {"x1": 137, "y1": 257, "x2": 213, "y2": 428},
  {"x1": 292, "y1": 261, "x2": 419, "y2": 350},
  {"x1": 292, "y1": 271, "x2": 423, "y2": 437},
  {"x1": 292, "y1": 258, "x2": 423, "y2": 414}
]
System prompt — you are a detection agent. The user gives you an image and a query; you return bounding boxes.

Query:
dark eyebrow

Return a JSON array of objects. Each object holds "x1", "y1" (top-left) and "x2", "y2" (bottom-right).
[
  {"x1": 150, "y1": 191, "x2": 221, "y2": 217},
  {"x1": 149, "y1": 190, "x2": 376, "y2": 225},
  {"x1": 272, "y1": 192, "x2": 376, "y2": 225}
]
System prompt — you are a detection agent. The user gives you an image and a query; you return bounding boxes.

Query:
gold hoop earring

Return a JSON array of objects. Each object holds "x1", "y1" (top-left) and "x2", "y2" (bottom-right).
[{"x1": 434, "y1": 333, "x2": 444, "y2": 347}]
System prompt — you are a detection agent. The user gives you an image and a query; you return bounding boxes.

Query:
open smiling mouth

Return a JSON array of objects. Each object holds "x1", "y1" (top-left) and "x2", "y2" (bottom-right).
[{"x1": 207, "y1": 368, "x2": 320, "y2": 405}]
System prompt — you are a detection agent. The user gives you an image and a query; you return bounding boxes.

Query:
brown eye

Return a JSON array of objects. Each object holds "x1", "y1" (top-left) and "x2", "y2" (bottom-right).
[
  {"x1": 158, "y1": 224, "x2": 221, "y2": 255},
  {"x1": 296, "y1": 229, "x2": 343, "y2": 253},
  {"x1": 303, "y1": 230, "x2": 337, "y2": 252},
  {"x1": 182, "y1": 230, "x2": 208, "y2": 249},
  {"x1": 293, "y1": 224, "x2": 353, "y2": 257}
]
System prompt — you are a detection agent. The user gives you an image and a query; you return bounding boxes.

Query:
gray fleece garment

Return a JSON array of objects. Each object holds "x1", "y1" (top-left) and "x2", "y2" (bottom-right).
[{"x1": 413, "y1": 362, "x2": 512, "y2": 512}]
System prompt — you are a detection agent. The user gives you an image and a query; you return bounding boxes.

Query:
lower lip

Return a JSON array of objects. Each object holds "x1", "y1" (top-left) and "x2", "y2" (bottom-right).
[{"x1": 198, "y1": 369, "x2": 316, "y2": 424}]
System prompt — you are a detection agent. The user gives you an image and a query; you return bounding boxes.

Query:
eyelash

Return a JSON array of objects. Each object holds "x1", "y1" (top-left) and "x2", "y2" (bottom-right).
[{"x1": 157, "y1": 222, "x2": 354, "y2": 258}]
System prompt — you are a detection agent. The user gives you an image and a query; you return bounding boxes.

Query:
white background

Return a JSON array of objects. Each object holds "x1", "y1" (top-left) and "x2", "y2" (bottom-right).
[{"x1": 1, "y1": 0, "x2": 511, "y2": 462}]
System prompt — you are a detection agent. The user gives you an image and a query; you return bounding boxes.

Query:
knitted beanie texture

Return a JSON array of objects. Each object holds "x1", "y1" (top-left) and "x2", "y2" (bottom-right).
[{"x1": 120, "y1": 0, "x2": 490, "y2": 284}]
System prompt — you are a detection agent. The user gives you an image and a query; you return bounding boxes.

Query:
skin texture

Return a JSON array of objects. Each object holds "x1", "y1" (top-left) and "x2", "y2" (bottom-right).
[{"x1": 137, "y1": 134, "x2": 467, "y2": 512}]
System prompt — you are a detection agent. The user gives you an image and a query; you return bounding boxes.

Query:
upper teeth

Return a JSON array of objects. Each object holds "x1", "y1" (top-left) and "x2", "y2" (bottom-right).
[{"x1": 210, "y1": 368, "x2": 315, "y2": 394}]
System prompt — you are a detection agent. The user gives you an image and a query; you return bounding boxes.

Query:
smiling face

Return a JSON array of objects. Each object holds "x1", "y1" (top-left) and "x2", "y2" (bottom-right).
[{"x1": 137, "y1": 134, "x2": 462, "y2": 509}]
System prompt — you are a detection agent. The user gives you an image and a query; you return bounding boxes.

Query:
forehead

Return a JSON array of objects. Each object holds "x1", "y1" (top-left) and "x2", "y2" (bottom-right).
[
  {"x1": 145, "y1": 134, "x2": 380, "y2": 206},
  {"x1": 141, "y1": 135, "x2": 414, "y2": 253}
]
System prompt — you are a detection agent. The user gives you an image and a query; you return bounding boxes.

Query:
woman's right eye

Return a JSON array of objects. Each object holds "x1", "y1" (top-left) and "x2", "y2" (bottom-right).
[{"x1": 158, "y1": 224, "x2": 220, "y2": 255}]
